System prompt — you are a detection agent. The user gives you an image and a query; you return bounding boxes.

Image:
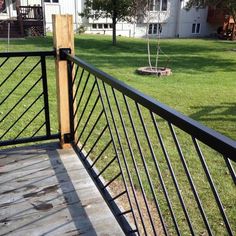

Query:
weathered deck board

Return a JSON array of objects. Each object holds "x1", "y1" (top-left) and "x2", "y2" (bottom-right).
[{"x1": 0, "y1": 142, "x2": 124, "y2": 236}]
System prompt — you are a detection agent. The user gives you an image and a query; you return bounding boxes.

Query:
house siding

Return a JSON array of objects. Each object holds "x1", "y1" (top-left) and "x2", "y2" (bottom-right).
[
  {"x1": 82, "y1": 0, "x2": 211, "y2": 38},
  {"x1": 177, "y1": 1, "x2": 209, "y2": 37},
  {"x1": 0, "y1": 0, "x2": 217, "y2": 38},
  {"x1": 21, "y1": 0, "x2": 41, "y2": 5}
]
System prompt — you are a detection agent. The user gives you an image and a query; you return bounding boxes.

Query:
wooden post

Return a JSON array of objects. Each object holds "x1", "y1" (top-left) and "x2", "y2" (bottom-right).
[{"x1": 53, "y1": 14, "x2": 74, "y2": 148}]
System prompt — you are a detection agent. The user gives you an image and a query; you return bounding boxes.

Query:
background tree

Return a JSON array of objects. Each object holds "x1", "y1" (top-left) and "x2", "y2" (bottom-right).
[
  {"x1": 81, "y1": 0, "x2": 148, "y2": 46},
  {"x1": 186, "y1": 0, "x2": 236, "y2": 22}
]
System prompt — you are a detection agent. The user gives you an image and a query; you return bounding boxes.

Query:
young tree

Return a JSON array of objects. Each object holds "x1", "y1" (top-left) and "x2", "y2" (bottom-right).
[
  {"x1": 81, "y1": 0, "x2": 148, "y2": 45},
  {"x1": 186, "y1": 0, "x2": 236, "y2": 22}
]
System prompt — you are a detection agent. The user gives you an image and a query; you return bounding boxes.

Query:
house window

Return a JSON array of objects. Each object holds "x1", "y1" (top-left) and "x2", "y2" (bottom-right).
[
  {"x1": 150, "y1": 0, "x2": 167, "y2": 11},
  {"x1": 151, "y1": 0, "x2": 160, "y2": 11},
  {"x1": 12, "y1": 0, "x2": 16, "y2": 10},
  {"x1": 0, "y1": 0, "x2": 6, "y2": 13},
  {"x1": 196, "y1": 23, "x2": 201, "y2": 33},
  {"x1": 192, "y1": 23, "x2": 201, "y2": 34},
  {"x1": 161, "y1": 0, "x2": 167, "y2": 11},
  {"x1": 148, "y1": 23, "x2": 162, "y2": 35},
  {"x1": 91, "y1": 24, "x2": 113, "y2": 30},
  {"x1": 44, "y1": 0, "x2": 59, "y2": 3}
]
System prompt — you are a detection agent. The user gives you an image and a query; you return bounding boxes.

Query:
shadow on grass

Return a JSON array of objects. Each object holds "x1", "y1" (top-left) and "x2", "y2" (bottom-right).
[
  {"x1": 73, "y1": 54, "x2": 236, "y2": 73},
  {"x1": 5, "y1": 35, "x2": 236, "y2": 73},
  {"x1": 189, "y1": 103, "x2": 236, "y2": 140},
  {"x1": 190, "y1": 103, "x2": 236, "y2": 122},
  {"x1": 6, "y1": 35, "x2": 236, "y2": 53}
]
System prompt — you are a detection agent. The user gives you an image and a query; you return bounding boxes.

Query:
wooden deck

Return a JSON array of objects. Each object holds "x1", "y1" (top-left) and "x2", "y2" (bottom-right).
[{"x1": 0, "y1": 142, "x2": 124, "y2": 236}]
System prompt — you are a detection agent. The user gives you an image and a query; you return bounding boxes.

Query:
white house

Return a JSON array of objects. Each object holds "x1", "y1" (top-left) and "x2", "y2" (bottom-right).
[
  {"x1": 83, "y1": 0, "x2": 213, "y2": 38},
  {"x1": 42, "y1": 0, "x2": 84, "y2": 32},
  {"x1": 0, "y1": 0, "x2": 224, "y2": 38}
]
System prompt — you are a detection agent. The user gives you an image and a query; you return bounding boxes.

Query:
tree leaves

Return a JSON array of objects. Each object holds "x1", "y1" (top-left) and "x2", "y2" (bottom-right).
[
  {"x1": 81, "y1": 0, "x2": 148, "y2": 45},
  {"x1": 82, "y1": 0, "x2": 148, "y2": 22},
  {"x1": 186, "y1": 0, "x2": 236, "y2": 22}
]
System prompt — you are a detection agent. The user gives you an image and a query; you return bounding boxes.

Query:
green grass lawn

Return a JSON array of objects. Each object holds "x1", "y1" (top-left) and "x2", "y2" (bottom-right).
[
  {"x1": 0, "y1": 35, "x2": 235, "y2": 235},
  {"x1": 75, "y1": 35, "x2": 236, "y2": 141},
  {"x1": 1, "y1": 34, "x2": 235, "y2": 139}
]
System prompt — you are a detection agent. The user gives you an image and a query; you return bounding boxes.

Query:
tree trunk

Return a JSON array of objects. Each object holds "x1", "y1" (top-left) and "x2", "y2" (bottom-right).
[
  {"x1": 112, "y1": 15, "x2": 117, "y2": 46},
  {"x1": 112, "y1": 0, "x2": 117, "y2": 46}
]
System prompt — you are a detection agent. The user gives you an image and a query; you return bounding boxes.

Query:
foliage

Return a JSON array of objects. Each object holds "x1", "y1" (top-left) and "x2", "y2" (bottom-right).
[
  {"x1": 186, "y1": 0, "x2": 236, "y2": 22},
  {"x1": 82, "y1": 0, "x2": 147, "y2": 21},
  {"x1": 77, "y1": 25, "x2": 86, "y2": 34},
  {"x1": 81, "y1": 0, "x2": 148, "y2": 45}
]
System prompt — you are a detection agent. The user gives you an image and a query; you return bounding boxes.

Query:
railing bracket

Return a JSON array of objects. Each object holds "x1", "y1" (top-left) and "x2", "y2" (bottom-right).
[
  {"x1": 59, "y1": 48, "x2": 71, "y2": 60},
  {"x1": 63, "y1": 133, "x2": 73, "y2": 143}
]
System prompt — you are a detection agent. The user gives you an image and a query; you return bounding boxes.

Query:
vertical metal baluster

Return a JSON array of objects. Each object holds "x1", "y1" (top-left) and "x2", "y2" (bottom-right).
[
  {"x1": 223, "y1": 156, "x2": 236, "y2": 185},
  {"x1": 169, "y1": 123, "x2": 212, "y2": 235},
  {"x1": 152, "y1": 116, "x2": 194, "y2": 235},
  {"x1": 103, "y1": 84, "x2": 145, "y2": 235},
  {"x1": 139, "y1": 105, "x2": 182, "y2": 235},
  {"x1": 90, "y1": 140, "x2": 112, "y2": 168},
  {"x1": 123, "y1": 95, "x2": 158, "y2": 236},
  {"x1": 0, "y1": 57, "x2": 9, "y2": 69},
  {"x1": 77, "y1": 110, "x2": 104, "y2": 149},
  {"x1": 0, "y1": 77, "x2": 42, "y2": 124},
  {"x1": 0, "y1": 93, "x2": 43, "y2": 140},
  {"x1": 73, "y1": 73, "x2": 90, "y2": 118},
  {"x1": 14, "y1": 108, "x2": 44, "y2": 140},
  {"x1": 149, "y1": 112, "x2": 181, "y2": 235},
  {"x1": 96, "y1": 78, "x2": 139, "y2": 235},
  {"x1": 112, "y1": 88, "x2": 148, "y2": 236},
  {"x1": 31, "y1": 122, "x2": 46, "y2": 138},
  {"x1": 0, "y1": 59, "x2": 41, "y2": 106},
  {"x1": 72, "y1": 64, "x2": 79, "y2": 86},
  {"x1": 96, "y1": 155, "x2": 118, "y2": 178},
  {"x1": 75, "y1": 96, "x2": 100, "y2": 144},
  {"x1": 192, "y1": 138, "x2": 233, "y2": 236},
  {"x1": 0, "y1": 56, "x2": 27, "y2": 89},
  {"x1": 74, "y1": 81, "x2": 96, "y2": 133},
  {"x1": 73, "y1": 68, "x2": 84, "y2": 102},
  {"x1": 67, "y1": 59, "x2": 75, "y2": 143},
  {"x1": 84, "y1": 125, "x2": 108, "y2": 159},
  {"x1": 135, "y1": 103, "x2": 168, "y2": 235},
  {"x1": 41, "y1": 55, "x2": 51, "y2": 138}
]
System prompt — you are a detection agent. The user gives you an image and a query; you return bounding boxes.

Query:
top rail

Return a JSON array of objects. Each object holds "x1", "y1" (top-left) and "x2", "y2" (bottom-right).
[
  {"x1": 0, "y1": 51, "x2": 56, "y2": 58},
  {"x1": 64, "y1": 52, "x2": 236, "y2": 161}
]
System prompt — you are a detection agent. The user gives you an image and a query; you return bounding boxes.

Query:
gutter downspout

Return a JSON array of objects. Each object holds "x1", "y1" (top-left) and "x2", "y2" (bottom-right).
[
  {"x1": 9, "y1": 0, "x2": 12, "y2": 18},
  {"x1": 41, "y1": 0, "x2": 46, "y2": 36},
  {"x1": 75, "y1": 0, "x2": 78, "y2": 31},
  {"x1": 175, "y1": 0, "x2": 182, "y2": 37}
]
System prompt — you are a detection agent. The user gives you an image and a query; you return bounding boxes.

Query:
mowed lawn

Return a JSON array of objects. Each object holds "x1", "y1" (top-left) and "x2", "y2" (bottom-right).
[
  {"x1": 0, "y1": 35, "x2": 235, "y2": 235},
  {"x1": 1, "y1": 34, "x2": 235, "y2": 140}
]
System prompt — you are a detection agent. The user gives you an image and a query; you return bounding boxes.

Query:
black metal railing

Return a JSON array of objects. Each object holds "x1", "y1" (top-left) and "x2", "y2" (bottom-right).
[
  {"x1": 0, "y1": 51, "x2": 59, "y2": 147},
  {"x1": 63, "y1": 50, "x2": 236, "y2": 236},
  {"x1": 18, "y1": 6, "x2": 43, "y2": 20}
]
